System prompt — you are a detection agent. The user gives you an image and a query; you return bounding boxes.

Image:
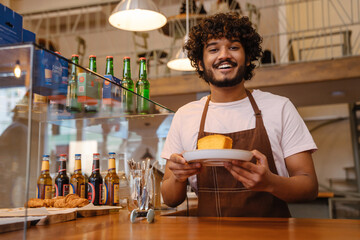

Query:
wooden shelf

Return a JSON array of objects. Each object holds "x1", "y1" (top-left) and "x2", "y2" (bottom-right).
[{"x1": 151, "y1": 56, "x2": 360, "y2": 107}]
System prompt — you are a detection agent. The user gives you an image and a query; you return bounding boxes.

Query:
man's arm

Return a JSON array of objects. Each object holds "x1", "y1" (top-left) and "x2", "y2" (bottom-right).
[
  {"x1": 224, "y1": 150, "x2": 318, "y2": 202},
  {"x1": 161, "y1": 153, "x2": 201, "y2": 207}
]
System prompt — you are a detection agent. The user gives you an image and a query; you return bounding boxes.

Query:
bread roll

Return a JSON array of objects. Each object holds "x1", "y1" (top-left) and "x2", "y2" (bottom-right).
[
  {"x1": 197, "y1": 134, "x2": 233, "y2": 149},
  {"x1": 25, "y1": 194, "x2": 89, "y2": 208}
]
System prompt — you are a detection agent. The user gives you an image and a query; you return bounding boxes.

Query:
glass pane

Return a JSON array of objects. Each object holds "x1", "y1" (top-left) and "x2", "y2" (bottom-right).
[{"x1": 0, "y1": 44, "x2": 32, "y2": 209}]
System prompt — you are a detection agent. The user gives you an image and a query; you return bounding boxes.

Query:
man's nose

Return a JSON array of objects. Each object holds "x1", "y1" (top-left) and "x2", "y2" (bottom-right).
[{"x1": 218, "y1": 47, "x2": 231, "y2": 60}]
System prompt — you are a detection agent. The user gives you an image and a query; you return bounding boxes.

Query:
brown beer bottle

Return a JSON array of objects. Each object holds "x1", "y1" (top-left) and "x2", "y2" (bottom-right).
[
  {"x1": 54, "y1": 154, "x2": 70, "y2": 197},
  {"x1": 37, "y1": 155, "x2": 53, "y2": 199},
  {"x1": 104, "y1": 152, "x2": 119, "y2": 206},
  {"x1": 70, "y1": 154, "x2": 86, "y2": 198},
  {"x1": 88, "y1": 153, "x2": 103, "y2": 205}
]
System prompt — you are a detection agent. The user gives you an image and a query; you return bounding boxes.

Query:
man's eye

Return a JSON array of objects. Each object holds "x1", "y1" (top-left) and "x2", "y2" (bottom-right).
[
  {"x1": 230, "y1": 46, "x2": 239, "y2": 50},
  {"x1": 208, "y1": 48, "x2": 218, "y2": 52}
]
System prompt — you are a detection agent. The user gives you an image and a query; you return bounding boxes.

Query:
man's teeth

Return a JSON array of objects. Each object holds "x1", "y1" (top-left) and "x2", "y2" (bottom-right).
[{"x1": 218, "y1": 64, "x2": 232, "y2": 69}]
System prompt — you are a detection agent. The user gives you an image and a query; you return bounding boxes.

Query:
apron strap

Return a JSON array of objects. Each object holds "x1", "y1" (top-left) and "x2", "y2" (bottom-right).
[
  {"x1": 246, "y1": 90, "x2": 262, "y2": 120},
  {"x1": 198, "y1": 95, "x2": 211, "y2": 138},
  {"x1": 199, "y1": 90, "x2": 261, "y2": 139}
]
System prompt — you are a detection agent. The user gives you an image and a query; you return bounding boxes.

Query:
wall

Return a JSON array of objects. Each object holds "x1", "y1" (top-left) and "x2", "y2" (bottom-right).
[{"x1": 1, "y1": 0, "x2": 358, "y2": 193}]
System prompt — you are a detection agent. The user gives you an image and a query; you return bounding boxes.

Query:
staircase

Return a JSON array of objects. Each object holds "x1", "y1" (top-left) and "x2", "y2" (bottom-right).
[
  {"x1": 349, "y1": 103, "x2": 360, "y2": 193},
  {"x1": 328, "y1": 103, "x2": 360, "y2": 219}
]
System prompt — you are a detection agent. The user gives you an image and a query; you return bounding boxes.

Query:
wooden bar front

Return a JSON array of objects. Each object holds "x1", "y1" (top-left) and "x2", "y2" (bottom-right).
[{"x1": 1, "y1": 211, "x2": 360, "y2": 239}]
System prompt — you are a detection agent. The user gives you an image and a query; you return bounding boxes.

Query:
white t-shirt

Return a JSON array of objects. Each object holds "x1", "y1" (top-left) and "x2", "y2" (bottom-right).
[{"x1": 161, "y1": 90, "x2": 317, "y2": 187}]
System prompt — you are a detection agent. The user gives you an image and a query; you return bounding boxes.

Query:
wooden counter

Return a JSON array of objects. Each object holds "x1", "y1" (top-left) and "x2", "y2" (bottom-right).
[{"x1": 1, "y1": 210, "x2": 360, "y2": 240}]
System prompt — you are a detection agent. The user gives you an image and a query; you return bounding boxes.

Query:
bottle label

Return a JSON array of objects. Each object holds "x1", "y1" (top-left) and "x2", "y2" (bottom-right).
[
  {"x1": 37, "y1": 184, "x2": 52, "y2": 199},
  {"x1": 70, "y1": 183, "x2": 76, "y2": 194},
  {"x1": 70, "y1": 182, "x2": 84, "y2": 196},
  {"x1": 108, "y1": 158, "x2": 116, "y2": 170},
  {"x1": 63, "y1": 184, "x2": 70, "y2": 196},
  {"x1": 55, "y1": 183, "x2": 69, "y2": 197},
  {"x1": 113, "y1": 183, "x2": 119, "y2": 204},
  {"x1": 103, "y1": 183, "x2": 108, "y2": 205},
  {"x1": 99, "y1": 184, "x2": 102, "y2": 204},
  {"x1": 41, "y1": 161, "x2": 50, "y2": 172},
  {"x1": 80, "y1": 184, "x2": 85, "y2": 198},
  {"x1": 87, "y1": 183, "x2": 102, "y2": 205},
  {"x1": 55, "y1": 184, "x2": 59, "y2": 197},
  {"x1": 88, "y1": 182, "x2": 95, "y2": 203}
]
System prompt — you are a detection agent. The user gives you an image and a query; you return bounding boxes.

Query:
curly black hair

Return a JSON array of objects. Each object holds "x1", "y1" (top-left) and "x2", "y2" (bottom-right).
[{"x1": 184, "y1": 12, "x2": 263, "y2": 81}]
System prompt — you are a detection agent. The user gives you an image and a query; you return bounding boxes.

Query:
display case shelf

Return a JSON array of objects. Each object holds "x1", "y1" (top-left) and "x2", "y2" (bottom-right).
[{"x1": 0, "y1": 43, "x2": 174, "y2": 228}]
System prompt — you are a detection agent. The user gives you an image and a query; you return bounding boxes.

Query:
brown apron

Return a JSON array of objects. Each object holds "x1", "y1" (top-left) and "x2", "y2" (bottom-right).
[{"x1": 196, "y1": 90, "x2": 291, "y2": 217}]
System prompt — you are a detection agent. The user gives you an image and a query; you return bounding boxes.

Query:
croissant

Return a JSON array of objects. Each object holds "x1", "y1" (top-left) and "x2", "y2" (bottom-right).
[
  {"x1": 26, "y1": 198, "x2": 44, "y2": 208},
  {"x1": 26, "y1": 194, "x2": 89, "y2": 208}
]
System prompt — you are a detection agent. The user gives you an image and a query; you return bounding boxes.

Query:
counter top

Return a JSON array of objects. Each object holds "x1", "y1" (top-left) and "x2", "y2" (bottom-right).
[{"x1": 1, "y1": 210, "x2": 360, "y2": 240}]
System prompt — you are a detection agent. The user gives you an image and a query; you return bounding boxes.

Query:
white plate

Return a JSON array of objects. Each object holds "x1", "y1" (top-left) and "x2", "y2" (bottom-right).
[{"x1": 183, "y1": 149, "x2": 253, "y2": 166}]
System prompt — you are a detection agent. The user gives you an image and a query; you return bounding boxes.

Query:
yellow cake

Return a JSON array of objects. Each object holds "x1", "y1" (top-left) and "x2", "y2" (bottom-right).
[{"x1": 197, "y1": 134, "x2": 233, "y2": 149}]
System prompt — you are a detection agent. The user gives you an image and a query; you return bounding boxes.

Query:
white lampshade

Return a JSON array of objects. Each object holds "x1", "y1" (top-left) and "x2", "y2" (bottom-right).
[
  {"x1": 166, "y1": 0, "x2": 194, "y2": 71},
  {"x1": 167, "y1": 47, "x2": 195, "y2": 71},
  {"x1": 109, "y1": 0, "x2": 167, "y2": 32}
]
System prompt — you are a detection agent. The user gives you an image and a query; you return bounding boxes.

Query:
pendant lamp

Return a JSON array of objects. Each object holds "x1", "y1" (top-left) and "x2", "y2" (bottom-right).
[
  {"x1": 167, "y1": 0, "x2": 195, "y2": 71},
  {"x1": 109, "y1": 0, "x2": 167, "y2": 32}
]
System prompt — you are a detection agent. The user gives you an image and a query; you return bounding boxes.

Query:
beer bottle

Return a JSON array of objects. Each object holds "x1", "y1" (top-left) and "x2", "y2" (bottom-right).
[
  {"x1": 136, "y1": 57, "x2": 150, "y2": 114},
  {"x1": 54, "y1": 154, "x2": 70, "y2": 197},
  {"x1": 103, "y1": 56, "x2": 114, "y2": 113},
  {"x1": 89, "y1": 55, "x2": 97, "y2": 73},
  {"x1": 120, "y1": 56, "x2": 134, "y2": 114},
  {"x1": 85, "y1": 55, "x2": 99, "y2": 113},
  {"x1": 88, "y1": 153, "x2": 103, "y2": 205},
  {"x1": 105, "y1": 56, "x2": 114, "y2": 76},
  {"x1": 118, "y1": 172, "x2": 130, "y2": 208},
  {"x1": 70, "y1": 154, "x2": 86, "y2": 198},
  {"x1": 104, "y1": 152, "x2": 119, "y2": 206},
  {"x1": 37, "y1": 155, "x2": 53, "y2": 199},
  {"x1": 66, "y1": 54, "x2": 82, "y2": 113}
]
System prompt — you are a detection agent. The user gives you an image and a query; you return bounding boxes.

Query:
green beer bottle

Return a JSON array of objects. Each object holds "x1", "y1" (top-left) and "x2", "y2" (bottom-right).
[
  {"x1": 102, "y1": 56, "x2": 114, "y2": 113},
  {"x1": 66, "y1": 54, "x2": 82, "y2": 113},
  {"x1": 85, "y1": 55, "x2": 99, "y2": 113},
  {"x1": 89, "y1": 55, "x2": 97, "y2": 72},
  {"x1": 136, "y1": 57, "x2": 150, "y2": 114},
  {"x1": 105, "y1": 56, "x2": 114, "y2": 76},
  {"x1": 121, "y1": 57, "x2": 134, "y2": 114}
]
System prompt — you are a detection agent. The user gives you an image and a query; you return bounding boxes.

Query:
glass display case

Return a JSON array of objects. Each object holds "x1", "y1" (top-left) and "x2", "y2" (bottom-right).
[{"x1": 0, "y1": 43, "x2": 174, "y2": 232}]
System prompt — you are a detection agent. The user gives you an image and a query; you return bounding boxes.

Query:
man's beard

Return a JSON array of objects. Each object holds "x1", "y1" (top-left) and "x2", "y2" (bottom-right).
[{"x1": 203, "y1": 63, "x2": 246, "y2": 88}]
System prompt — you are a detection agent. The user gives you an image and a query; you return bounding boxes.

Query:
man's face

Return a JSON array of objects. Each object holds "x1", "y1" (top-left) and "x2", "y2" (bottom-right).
[{"x1": 199, "y1": 37, "x2": 247, "y2": 87}]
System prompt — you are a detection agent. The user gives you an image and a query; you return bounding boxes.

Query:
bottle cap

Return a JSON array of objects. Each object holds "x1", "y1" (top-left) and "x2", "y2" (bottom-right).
[
  {"x1": 72, "y1": 54, "x2": 79, "y2": 58},
  {"x1": 109, "y1": 152, "x2": 116, "y2": 155},
  {"x1": 43, "y1": 154, "x2": 50, "y2": 158},
  {"x1": 123, "y1": 56, "x2": 130, "y2": 60},
  {"x1": 139, "y1": 57, "x2": 146, "y2": 61},
  {"x1": 89, "y1": 55, "x2": 96, "y2": 58},
  {"x1": 106, "y1": 56, "x2": 113, "y2": 59},
  {"x1": 93, "y1": 153, "x2": 100, "y2": 156},
  {"x1": 75, "y1": 154, "x2": 81, "y2": 157},
  {"x1": 59, "y1": 154, "x2": 67, "y2": 157}
]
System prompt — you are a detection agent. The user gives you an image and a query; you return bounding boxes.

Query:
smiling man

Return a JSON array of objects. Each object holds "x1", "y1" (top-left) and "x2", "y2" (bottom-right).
[{"x1": 161, "y1": 13, "x2": 318, "y2": 217}]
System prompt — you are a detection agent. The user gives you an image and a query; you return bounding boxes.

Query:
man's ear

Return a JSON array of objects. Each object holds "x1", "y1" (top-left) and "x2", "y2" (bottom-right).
[
  {"x1": 198, "y1": 60, "x2": 204, "y2": 71},
  {"x1": 246, "y1": 57, "x2": 251, "y2": 66}
]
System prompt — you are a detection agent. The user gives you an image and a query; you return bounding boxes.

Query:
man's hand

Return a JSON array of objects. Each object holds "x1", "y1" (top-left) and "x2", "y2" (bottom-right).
[
  {"x1": 224, "y1": 149, "x2": 318, "y2": 202},
  {"x1": 167, "y1": 153, "x2": 202, "y2": 183},
  {"x1": 161, "y1": 153, "x2": 202, "y2": 207},
  {"x1": 224, "y1": 150, "x2": 274, "y2": 192}
]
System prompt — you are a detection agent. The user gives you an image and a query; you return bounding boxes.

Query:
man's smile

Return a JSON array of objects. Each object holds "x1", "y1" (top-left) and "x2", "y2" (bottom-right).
[{"x1": 213, "y1": 61, "x2": 237, "y2": 71}]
